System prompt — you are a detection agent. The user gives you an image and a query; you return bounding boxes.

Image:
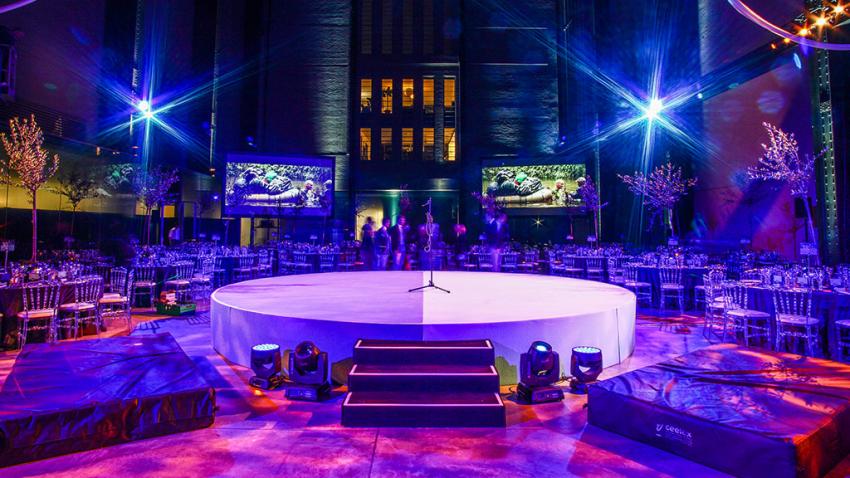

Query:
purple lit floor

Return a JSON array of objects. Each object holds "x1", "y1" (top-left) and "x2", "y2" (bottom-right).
[{"x1": 2, "y1": 308, "x2": 850, "y2": 477}]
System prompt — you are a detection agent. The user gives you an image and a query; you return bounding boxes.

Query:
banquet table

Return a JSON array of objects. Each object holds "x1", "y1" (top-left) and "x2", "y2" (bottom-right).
[
  {"x1": 743, "y1": 284, "x2": 850, "y2": 359},
  {"x1": 0, "y1": 282, "x2": 76, "y2": 350}
]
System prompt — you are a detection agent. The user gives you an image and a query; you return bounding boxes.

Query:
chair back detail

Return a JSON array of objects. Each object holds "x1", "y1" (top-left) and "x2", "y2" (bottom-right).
[
  {"x1": 22, "y1": 281, "x2": 61, "y2": 312},
  {"x1": 773, "y1": 288, "x2": 813, "y2": 318}
]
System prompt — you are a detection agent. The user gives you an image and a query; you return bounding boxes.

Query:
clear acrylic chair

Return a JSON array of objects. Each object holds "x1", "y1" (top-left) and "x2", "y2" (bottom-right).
[
  {"x1": 233, "y1": 255, "x2": 255, "y2": 282},
  {"x1": 607, "y1": 257, "x2": 625, "y2": 285},
  {"x1": 659, "y1": 267, "x2": 685, "y2": 313},
  {"x1": 165, "y1": 261, "x2": 195, "y2": 303},
  {"x1": 773, "y1": 288, "x2": 820, "y2": 356},
  {"x1": 293, "y1": 252, "x2": 314, "y2": 274},
  {"x1": 190, "y1": 258, "x2": 214, "y2": 306},
  {"x1": 586, "y1": 257, "x2": 604, "y2": 281},
  {"x1": 702, "y1": 269, "x2": 727, "y2": 339},
  {"x1": 562, "y1": 256, "x2": 583, "y2": 278},
  {"x1": 500, "y1": 252, "x2": 518, "y2": 273},
  {"x1": 58, "y1": 276, "x2": 103, "y2": 340},
  {"x1": 721, "y1": 283, "x2": 771, "y2": 347},
  {"x1": 319, "y1": 252, "x2": 336, "y2": 273},
  {"x1": 836, "y1": 308, "x2": 850, "y2": 363},
  {"x1": 623, "y1": 263, "x2": 652, "y2": 306},
  {"x1": 256, "y1": 250, "x2": 273, "y2": 277},
  {"x1": 133, "y1": 264, "x2": 158, "y2": 310},
  {"x1": 548, "y1": 251, "x2": 565, "y2": 275},
  {"x1": 18, "y1": 281, "x2": 61, "y2": 349},
  {"x1": 99, "y1": 267, "x2": 133, "y2": 332}
]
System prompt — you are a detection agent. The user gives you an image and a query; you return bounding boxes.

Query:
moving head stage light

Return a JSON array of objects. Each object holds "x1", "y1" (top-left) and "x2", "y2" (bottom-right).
[
  {"x1": 570, "y1": 346, "x2": 603, "y2": 394},
  {"x1": 517, "y1": 341, "x2": 564, "y2": 404},
  {"x1": 285, "y1": 341, "x2": 331, "y2": 401},
  {"x1": 249, "y1": 343, "x2": 284, "y2": 390}
]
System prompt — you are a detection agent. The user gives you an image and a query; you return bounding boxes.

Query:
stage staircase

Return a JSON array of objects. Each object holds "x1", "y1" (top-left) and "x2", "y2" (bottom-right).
[{"x1": 342, "y1": 339, "x2": 506, "y2": 427}]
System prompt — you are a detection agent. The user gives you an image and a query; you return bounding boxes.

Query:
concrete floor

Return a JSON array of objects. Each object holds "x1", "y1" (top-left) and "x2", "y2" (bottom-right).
[{"x1": 2, "y1": 306, "x2": 850, "y2": 477}]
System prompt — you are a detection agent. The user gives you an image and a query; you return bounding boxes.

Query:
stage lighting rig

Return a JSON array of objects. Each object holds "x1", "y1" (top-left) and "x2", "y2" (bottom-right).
[
  {"x1": 248, "y1": 343, "x2": 284, "y2": 390},
  {"x1": 569, "y1": 346, "x2": 603, "y2": 394},
  {"x1": 285, "y1": 341, "x2": 331, "y2": 401},
  {"x1": 517, "y1": 341, "x2": 564, "y2": 404}
]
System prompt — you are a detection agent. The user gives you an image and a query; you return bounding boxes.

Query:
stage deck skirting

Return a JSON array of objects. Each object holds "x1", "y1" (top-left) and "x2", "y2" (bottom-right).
[{"x1": 211, "y1": 271, "x2": 636, "y2": 383}]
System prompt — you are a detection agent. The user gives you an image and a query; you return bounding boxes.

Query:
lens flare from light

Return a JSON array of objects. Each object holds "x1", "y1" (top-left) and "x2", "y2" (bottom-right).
[{"x1": 646, "y1": 98, "x2": 664, "y2": 121}]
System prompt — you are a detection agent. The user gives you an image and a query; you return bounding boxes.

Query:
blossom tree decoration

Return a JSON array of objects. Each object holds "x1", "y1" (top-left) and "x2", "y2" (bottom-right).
[
  {"x1": 132, "y1": 166, "x2": 179, "y2": 245},
  {"x1": 53, "y1": 164, "x2": 102, "y2": 238},
  {"x1": 618, "y1": 162, "x2": 697, "y2": 238},
  {"x1": 0, "y1": 115, "x2": 60, "y2": 261},
  {"x1": 576, "y1": 176, "x2": 606, "y2": 241},
  {"x1": 747, "y1": 122, "x2": 819, "y2": 245}
]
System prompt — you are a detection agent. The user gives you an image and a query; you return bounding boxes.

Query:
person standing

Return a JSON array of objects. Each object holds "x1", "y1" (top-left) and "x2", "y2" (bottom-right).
[
  {"x1": 361, "y1": 217, "x2": 375, "y2": 270},
  {"x1": 390, "y1": 215, "x2": 408, "y2": 270},
  {"x1": 375, "y1": 217, "x2": 391, "y2": 270}
]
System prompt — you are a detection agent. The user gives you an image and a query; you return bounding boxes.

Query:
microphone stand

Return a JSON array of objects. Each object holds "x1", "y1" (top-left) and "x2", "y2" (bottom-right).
[{"x1": 409, "y1": 197, "x2": 450, "y2": 293}]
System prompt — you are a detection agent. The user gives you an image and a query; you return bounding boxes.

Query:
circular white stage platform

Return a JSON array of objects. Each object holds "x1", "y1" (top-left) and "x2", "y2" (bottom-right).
[{"x1": 211, "y1": 271, "x2": 636, "y2": 378}]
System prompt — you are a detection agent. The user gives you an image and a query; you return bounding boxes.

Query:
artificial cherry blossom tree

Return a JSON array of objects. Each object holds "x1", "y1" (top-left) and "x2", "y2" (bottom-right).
[
  {"x1": 0, "y1": 115, "x2": 60, "y2": 261},
  {"x1": 619, "y1": 162, "x2": 697, "y2": 239},
  {"x1": 576, "y1": 175, "x2": 606, "y2": 241},
  {"x1": 132, "y1": 166, "x2": 179, "y2": 245}
]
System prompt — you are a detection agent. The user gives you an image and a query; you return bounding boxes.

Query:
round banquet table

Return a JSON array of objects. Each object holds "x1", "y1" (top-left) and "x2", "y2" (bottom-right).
[
  {"x1": 744, "y1": 285, "x2": 850, "y2": 359},
  {"x1": 0, "y1": 283, "x2": 76, "y2": 350}
]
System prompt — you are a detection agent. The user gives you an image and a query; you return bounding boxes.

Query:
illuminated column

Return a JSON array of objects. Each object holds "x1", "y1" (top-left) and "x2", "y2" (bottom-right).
[{"x1": 806, "y1": 0, "x2": 840, "y2": 262}]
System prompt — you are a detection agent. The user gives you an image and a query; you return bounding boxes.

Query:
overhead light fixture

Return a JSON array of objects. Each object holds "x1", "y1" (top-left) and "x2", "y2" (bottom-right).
[
  {"x1": 517, "y1": 341, "x2": 564, "y2": 404},
  {"x1": 285, "y1": 341, "x2": 331, "y2": 401},
  {"x1": 569, "y1": 346, "x2": 603, "y2": 394},
  {"x1": 249, "y1": 343, "x2": 284, "y2": 390}
]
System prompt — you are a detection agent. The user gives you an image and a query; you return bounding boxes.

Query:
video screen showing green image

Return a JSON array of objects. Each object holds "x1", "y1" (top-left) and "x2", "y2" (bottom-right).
[{"x1": 481, "y1": 163, "x2": 586, "y2": 208}]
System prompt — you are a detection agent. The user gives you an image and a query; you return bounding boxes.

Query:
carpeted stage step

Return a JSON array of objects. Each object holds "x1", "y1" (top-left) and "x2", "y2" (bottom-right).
[
  {"x1": 342, "y1": 339, "x2": 505, "y2": 427},
  {"x1": 342, "y1": 391, "x2": 506, "y2": 427},
  {"x1": 351, "y1": 338, "x2": 495, "y2": 366},
  {"x1": 348, "y1": 364, "x2": 500, "y2": 392}
]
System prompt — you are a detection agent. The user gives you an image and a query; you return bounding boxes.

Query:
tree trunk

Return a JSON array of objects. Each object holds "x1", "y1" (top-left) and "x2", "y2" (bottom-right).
[
  {"x1": 145, "y1": 206, "x2": 152, "y2": 245},
  {"x1": 30, "y1": 192, "x2": 37, "y2": 262},
  {"x1": 70, "y1": 206, "x2": 77, "y2": 238},
  {"x1": 666, "y1": 208, "x2": 675, "y2": 240},
  {"x1": 801, "y1": 195, "x2": 819, "y2": 264}
]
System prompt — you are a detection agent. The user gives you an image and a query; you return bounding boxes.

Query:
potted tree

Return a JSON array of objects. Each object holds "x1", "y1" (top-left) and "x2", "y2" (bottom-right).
[{"x1": 0, "y1": 115, "x2": 60, "y2": 262}]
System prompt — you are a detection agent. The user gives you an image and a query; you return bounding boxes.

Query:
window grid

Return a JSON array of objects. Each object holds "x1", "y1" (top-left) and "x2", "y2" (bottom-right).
[
  {"x1": 381, "y1": 128, "x2": 392, "y2": 160},
  {"x1": 360, "y1": 128, "x2": 372, "y2": 161},
  {"x1": 361, "y1": 0, "x2": 373, "y2": 54},
  {"x1": 381, "y1": 0, "x2": 393, "y2": 55},
  {"x1": 381, "y1": 79, "x2": 393, "y2": 114}
]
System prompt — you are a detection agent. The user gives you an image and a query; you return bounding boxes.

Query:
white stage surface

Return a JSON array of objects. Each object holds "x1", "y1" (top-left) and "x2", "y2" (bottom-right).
[{"x1": 211, "y1": 271, "x2": 636, "y2": 378}]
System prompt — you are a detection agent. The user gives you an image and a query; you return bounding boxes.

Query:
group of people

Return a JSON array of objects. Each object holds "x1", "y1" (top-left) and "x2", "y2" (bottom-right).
[{"x1": 360, "y1": 216, "x2": 410, "y2": 270}]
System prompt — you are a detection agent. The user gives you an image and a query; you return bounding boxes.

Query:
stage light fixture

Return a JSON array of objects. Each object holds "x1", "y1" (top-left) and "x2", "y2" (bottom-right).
[
  {"x1": 569, "y1": 346, "x2": 603, "y2": 394},
  {"x1": 285, "y1": 341, "x2": 331, "y2": 401},
  {"x1": 248, "y1": 343, "x2": 284, "y2": 390},
  {"x1": 816, "y1": 16, "x2": 828, "y2": 27},
  {"x1": 136, "y1": 99, "x2": 150, "y2": 112},
  {"x1": 836, "y1": 4, "x2": 845, "y2": 14},
  {"x1": 645, "y1": 98, "x2": 664, "y2": 121},
  {"x1": 517, "y1": 341, "x2": 564, "y2": 404}
]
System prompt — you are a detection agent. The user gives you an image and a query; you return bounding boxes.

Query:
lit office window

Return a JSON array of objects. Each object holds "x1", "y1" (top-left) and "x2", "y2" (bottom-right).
[
  {"x1": 402, "y1": 128, "x2": 413, "y2": 160},
  {"x1": 444, "y1": 77, "x2": 456, "y2": 110},
  {"x1": 381, "y1": 0, "x2": 392, "y2": 54},
  {"x1": 444, "y1": 128, "x2": 456, "y2": 162},
  {"x1": 381, "y1": 128, "x2": 392, "y2": 160},
  {"x1": 402, "y1": 0, "x2": 413, "y2": 54},
  {"x1": 361, "y1": 0, "x2": 373, "y2": 54},
  {"x1": 402, "y1": 78, "x2": 414, "y2": 110},
  {"x1": 423, "y1": 78, "x2": 434, "y2": 114},
  {"x1": 360, "y1": 79, "x2": 372, "y2": 113},
  {"x1": 423, "y1": 127, "x2": 435, "y2": 161},
  {"x1": 360, "y1": 128, "x2": 372, "y2": 161},
  {"x1": 381, "y1": 79, "x2": 393, "y2": 114}
]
